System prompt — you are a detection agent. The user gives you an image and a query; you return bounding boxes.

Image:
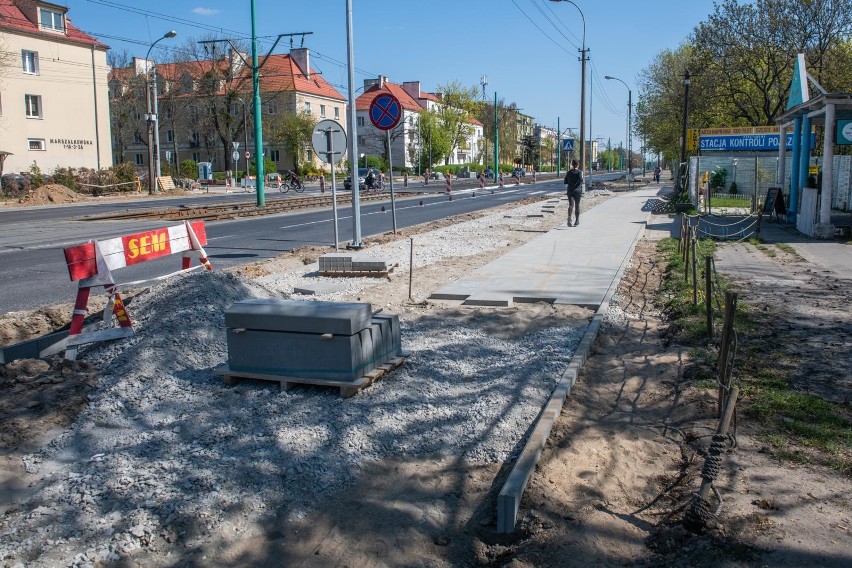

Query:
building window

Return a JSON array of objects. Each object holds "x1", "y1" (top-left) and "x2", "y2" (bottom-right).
[
  {"x1": 166, "y1": 130, "x2": 174, "y2": 143},
  {"x1": 357, "y1": 116, "x2": 365, "y2": 127},
  {"x1": 191, "y1": 152, "x2": 199, "y2": 162},
  {"x1": 22, "y1": 51, "x2": 39, "y2": 75},
  {"x1": 25, "y1": 94, "x2": 42, "y2": 118},
  {"x1": 334, "y1": 106, "x2": 340, "y2": 119},
  {"x1": 320, "y1": 104, "x2": 326, "y2": 117},
  {"x1": 135, "y1": 153, "x2": 144, "y2": 165},
  {"x1": 40, "y1": 8, "x2": 65, "y2": 32},
  {"x1": 28, "y1": 138, "x2": 46, "y2": 151},
  {"x1": 304, "y1": 101, "x2": 311, "y2": 115},
  {"x1": 133, "y1": 132, "x2": 143, "y2": 144},
  {"x1": 307, "y1": 150, "x2": 313, "y2": 162},
  {"x1": 267, "y1": 100, "x2": 278, "y2": 115},
  {"x1": 270, "y1": 150, "x2": 280, "y2": 162},
  {"x1": 357, "y1": 135, "x2": 365, "y2": 145}
]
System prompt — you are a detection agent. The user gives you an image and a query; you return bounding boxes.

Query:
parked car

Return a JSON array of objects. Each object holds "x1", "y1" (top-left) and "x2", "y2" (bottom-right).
[
  {"x1": 344, "y1": 167, "x2": 379, "y2": 191},
  {"x1": 483, "y1": 168, "x2": 494, "y2": 179},
  {"x1": 512, "y1": 167, "x2": 526, "y2": 178}
]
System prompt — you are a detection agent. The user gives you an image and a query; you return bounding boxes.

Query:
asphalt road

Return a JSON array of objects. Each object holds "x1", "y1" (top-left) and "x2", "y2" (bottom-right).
[{"x1": 0, "y1": 173, "x2": 626, "y2": 314}]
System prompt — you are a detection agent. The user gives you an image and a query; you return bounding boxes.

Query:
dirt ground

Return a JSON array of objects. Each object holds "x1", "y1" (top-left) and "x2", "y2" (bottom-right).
[{"x1": 1, "y1": 181, "x2": 849, "y2": 566}]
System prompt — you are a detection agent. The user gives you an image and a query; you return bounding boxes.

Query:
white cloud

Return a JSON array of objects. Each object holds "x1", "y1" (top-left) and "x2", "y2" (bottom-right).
[{"x1": 192, "y1": 7, "x2": 220, "y2": 16}]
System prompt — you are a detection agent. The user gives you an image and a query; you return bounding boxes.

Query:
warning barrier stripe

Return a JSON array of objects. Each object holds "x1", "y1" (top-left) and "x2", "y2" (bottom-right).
[{"x1": 64, "y1": 221, "x2": 208, "y2": 281}]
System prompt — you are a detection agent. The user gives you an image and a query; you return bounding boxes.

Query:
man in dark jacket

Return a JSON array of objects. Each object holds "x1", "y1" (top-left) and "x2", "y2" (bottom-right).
[{"x1": 564, "y1": 159, "x2": 583, "y2": 226}]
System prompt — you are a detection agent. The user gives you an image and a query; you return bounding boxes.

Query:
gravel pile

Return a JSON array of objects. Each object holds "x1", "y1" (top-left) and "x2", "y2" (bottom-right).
[{"x1": 0, "y1": 197, "x2": 587, "y2": 567}]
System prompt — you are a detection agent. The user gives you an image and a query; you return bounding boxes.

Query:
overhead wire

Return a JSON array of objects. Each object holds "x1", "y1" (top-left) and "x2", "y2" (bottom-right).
[
  {"x1": 510, "y1": 0, "x2": 573, "y2": 54},
  {"x1": 539, "y1": 0, "x2": 584, "y2": 48},
  {"x1": 529, "y1": 0, "x2": 580, "y2": 50}
]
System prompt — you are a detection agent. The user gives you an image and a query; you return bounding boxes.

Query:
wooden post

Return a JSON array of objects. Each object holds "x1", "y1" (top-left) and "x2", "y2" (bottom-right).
[
  {"x1": 705, "y1": 255, "x2": 713, "y2": 339},
  {"x1": 692, "y1": 227, "x2": 698, "y2": 305},
  {"x1": 697, "y1": 386, "x2": 739, "y2": 503},
  {"x1": 684, "y1": 219, "x2": 691, "y2": 281},
  {"x1": 717, "y1": 290, "x2": 737, "y2": 416}
]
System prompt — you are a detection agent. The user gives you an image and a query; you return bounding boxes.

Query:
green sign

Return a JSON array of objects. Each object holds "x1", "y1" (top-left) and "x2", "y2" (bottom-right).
[{"x1": 836, "y1": 119, "x2": 852, "y2": 145}]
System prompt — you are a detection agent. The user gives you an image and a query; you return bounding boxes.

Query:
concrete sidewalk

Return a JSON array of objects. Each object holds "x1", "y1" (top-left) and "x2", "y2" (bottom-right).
[{"x1": 430, "y1": 184, "x2": 666, "y2": 308}]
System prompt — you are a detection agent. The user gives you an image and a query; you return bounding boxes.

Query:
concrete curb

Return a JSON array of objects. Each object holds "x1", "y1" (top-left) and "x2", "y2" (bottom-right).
[{"x1": 495, "y1": 192, "x2": 653, "y2": 533}]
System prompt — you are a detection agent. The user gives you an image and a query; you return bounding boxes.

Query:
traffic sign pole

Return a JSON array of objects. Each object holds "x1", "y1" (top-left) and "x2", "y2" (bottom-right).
[
  {"x1": 369, "y1": 93, "x2": 402, "y2": 234},
  {"x1": 312, "y1": 120, "x2": 347, "y2": 250}
]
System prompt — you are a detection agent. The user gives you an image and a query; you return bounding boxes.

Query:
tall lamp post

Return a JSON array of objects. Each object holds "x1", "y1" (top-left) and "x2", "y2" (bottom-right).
[
  {"x1": 145, "y1": 30, "x2": 177, "y2": 195},
  {"x1": 678, "y1": 69, "x2": 691, "y2": 191},
  {"x1": 235, "y1": 97, "x2": 250, "y2": 183},
  {"x1": 604, "y1": 75, "x2": 632, "y2": 189},
  {"x1": 550, "y1": 0, "x2": 587, "y2": 191}
]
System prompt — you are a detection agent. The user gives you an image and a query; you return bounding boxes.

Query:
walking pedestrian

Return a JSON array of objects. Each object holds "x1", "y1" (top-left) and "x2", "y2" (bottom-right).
[
  {"x1": 654, "y1": 165, "x2": 661, "y2": 183},
  {"x1": 564, "y1": 159, "x2": 583, "y2": 227}
]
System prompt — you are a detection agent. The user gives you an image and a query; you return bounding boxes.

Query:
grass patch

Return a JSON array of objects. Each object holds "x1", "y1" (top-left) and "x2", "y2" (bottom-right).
[
  {"x1": 658, "y1": 236, "x2": 852, "y2": 475},
  {"x1": 709, "y1": 197, "x2": 751, "y2": 208},
  {"x1": 774, "y1": 243, "x2": 800, "y2": 257}
]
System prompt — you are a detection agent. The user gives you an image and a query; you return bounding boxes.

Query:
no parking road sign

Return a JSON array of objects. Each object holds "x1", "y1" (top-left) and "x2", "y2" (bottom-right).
[
  {"x1": 369, "y1": 93, "x2": 402, "y2": 131},
  {"x1": 562, "y1": 138, "x2": 575, "y2": 153}
]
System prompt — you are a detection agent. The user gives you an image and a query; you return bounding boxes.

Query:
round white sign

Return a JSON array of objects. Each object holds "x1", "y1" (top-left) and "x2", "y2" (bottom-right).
[
  {"x1": 842, "y1": 122, "x2": 852, "y2": 143},
  {"x1": 312, "y1": 119, "x2": 347, "y2": 164}
]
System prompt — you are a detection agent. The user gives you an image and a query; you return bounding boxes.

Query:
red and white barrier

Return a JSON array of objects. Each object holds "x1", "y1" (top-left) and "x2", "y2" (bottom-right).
[
  {"x1": 479, "y1": 175, "x2": 485, "y2": 190},
  {"x1": 532, "y1": 170, "x2": 537, "y2": 183},
  {"x1": 62, "y1": 221, "x2": 213, "y2": 360},
  {"x1": 499, "y1": 173, "x2": 504, "y2": 189},
  {"x1": 445, "y1": 174, "x2": 452, "y2": 193},
  {"x1": 403, "y1": 173, "x2": 408, "y2": 188},
  {"x1": 319, "y1": 176, "x2": 325, "y2": 193}
]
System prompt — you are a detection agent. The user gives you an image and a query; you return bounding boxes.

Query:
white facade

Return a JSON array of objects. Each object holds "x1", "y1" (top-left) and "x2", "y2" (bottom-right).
[{"x1": 0, "y1": 1, "x2": 111, "y2": 174}]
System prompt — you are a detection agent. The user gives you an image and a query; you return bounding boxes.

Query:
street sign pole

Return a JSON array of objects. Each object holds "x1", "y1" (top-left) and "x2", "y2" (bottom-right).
[
  {"x1": 328, "y1": 130, "x2": 340, "y2": 250},
  {"x1": 369, "y1": 92, "x2": 402, "y2": 233},
  {"x1": 387, "y1": 129, "x2": 397, "y2": 233},
  {"x1": 313, "y1": 119, "x2": 347, "y2": 250}
]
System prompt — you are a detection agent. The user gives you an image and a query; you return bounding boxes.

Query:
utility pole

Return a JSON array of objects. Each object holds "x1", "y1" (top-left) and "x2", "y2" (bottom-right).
[
  {"x1": 678, "y1": 69, "x2": 691, "y2": 191},
  {"x1": 481, "y1": 75, "x2": 488, "y2": 168},
  {"x1": 494, "y1": 91, "x2": 499, "y2": 179},
  {"x1": 557, "y1": 116, "x2": 561, "y2": 177}
]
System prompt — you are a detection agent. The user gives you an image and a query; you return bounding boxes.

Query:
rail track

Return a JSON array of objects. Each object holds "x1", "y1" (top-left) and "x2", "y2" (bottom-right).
[{"x1": 80, "y1": 191, "x2": 418, "y2": 222}]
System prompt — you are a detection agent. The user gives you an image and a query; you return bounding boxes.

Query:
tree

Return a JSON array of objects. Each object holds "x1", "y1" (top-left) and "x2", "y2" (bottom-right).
[
  {"x1": 266, "y1": 111, "x2": 315, "y2": 172},
  {"x1": 417, "y1": 109, "x2": 451, "y2": 169},
  {"x1": 107, "y1": 49, "x2": 150, "y2": 164},
  {"x1": 434, "y1": 81, "x2": 479, "y2": 164},
  {"x1": 475, "y1": 98, "x2": 521, "y2": 166}
]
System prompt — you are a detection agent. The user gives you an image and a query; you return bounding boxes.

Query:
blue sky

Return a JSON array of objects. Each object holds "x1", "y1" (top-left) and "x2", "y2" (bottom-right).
[{"x1": 66, "y1": 0, "x2": 714, "y2": 146}]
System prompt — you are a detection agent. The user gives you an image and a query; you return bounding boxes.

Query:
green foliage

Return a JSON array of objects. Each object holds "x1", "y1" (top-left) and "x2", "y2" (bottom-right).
[
  {"x1": 709, "y1": 167, "x2": 727, "y2": 190},
  {"x1": 51, "y1": 167, "x2": 79, "y2": 191},
  {"x1": 266, "y1": 111, "x2": 316, "y2": 170},
  {"x1": 249, "y1": 157, "x2": 277, "y2": 176},
  {"x1": 729, "y1": 181, "x2": 738, "y2": 194},
  {"x1": 709, "y1": 196, "x2": 750, "y2": 208},
  {"x1": 180, "y1": 159, "x2": 198, "y2": 179},
  {"x1": 417, "y1": 109, "x2": 452, "y2": 166},
  {"x1": 110, "y1": 162, "x2": 137, "y2": 184},
  {"x1": 29, "y1": 162, "x2": 44, "y2": 188}
]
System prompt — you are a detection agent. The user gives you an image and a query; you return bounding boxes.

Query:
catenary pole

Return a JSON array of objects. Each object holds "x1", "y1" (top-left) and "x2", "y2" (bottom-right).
[
  {"x1": 250, "y1": 0, "x2": 265, "y2": 206},
  {"x1": 345, "y1": 0, "x2": 362, "y2": 246}
]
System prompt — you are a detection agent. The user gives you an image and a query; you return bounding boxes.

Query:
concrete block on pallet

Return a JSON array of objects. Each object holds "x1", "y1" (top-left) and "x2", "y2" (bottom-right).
[
  {"x1": 226, "y1": 327, "x2": 374, "y2": 381},
  {"x1": 319, "y1": 253, "x2": 353, "y2": 271},
  {"x1": 224, "y1": 299, "x2": 372, "y2": 335},
  {"x1": 372, "y1": 313, "x2": 401, "y2": 357}
]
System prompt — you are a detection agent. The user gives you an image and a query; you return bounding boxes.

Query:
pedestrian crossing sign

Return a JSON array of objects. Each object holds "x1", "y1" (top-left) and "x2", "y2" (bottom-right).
[{"x1": 562, "y1": 138, "x2": 575, "y2": 152}]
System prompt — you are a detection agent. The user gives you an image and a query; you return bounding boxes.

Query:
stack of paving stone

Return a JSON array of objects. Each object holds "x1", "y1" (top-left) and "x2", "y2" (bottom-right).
[
  {"x1": 318, "y1": 253, "x2": 395, "y2": 276},
  {"x1": 219, "y1": 299, "x2": 402, "y2": 387}
]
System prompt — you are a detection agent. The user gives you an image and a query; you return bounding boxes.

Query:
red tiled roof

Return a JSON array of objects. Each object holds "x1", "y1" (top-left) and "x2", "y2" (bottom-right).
[
  {"x1": 469, "y1": 117, "x2": 483, "y2": 126},
  {"x1": 0, "y1": 0, "x2": 107, "y2": 48},
  {"x1": 258, "y1": 54, "x2": 345, "y2": 101},
  {"x1": 110, "y1": 53, "x2": 345, "y2": 101},
  {"x1": 419, "y1": 92, "x2": 440, "y2": 102},
  {"x1": 355, "y1": 81, "x2": 423, "y2": 112}
]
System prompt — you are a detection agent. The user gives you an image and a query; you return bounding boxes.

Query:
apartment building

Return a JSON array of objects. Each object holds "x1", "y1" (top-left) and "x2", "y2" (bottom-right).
[
  {"x1": 0, "y1": 0, "x2": 111, "y2": 175},
  {"x1": 355, "y1": 77, "x2": 483, "y2": 169},
  {"x1": 109, "y1": 47, "x2": 346, "y2": 173}
]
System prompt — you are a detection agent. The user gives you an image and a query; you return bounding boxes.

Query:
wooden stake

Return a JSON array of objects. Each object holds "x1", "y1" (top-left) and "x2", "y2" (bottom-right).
[
  {"x1": 692, "y1": 228, "x2": 698, "y2": 305},
  {"x1": 705, "y1": 255, "x2": 713, "y2": 339}
]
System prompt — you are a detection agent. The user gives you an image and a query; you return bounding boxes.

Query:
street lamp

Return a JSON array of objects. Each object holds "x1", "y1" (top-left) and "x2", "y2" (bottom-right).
[
  {"x1": 145, "y1": 30, "x2": 177, "y2": 195},
  {"x1": 235, "y1": 97, "x2": 250, "y2": 183},
  {"x1": 550, "y1": 0, "x2": 587, "y2": 191},
  {"x1": 604, "y1": 75, "x2": 632, "y2": 189}
]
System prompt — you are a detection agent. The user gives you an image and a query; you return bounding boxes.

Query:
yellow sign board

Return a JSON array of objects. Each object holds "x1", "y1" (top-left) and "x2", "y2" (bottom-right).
[
  {"x1": 687, "y1": 129, "x2": 700, "y2": 151},
  {"x1": 808, "y1": 165, "x2": 819, "y2": 175}
]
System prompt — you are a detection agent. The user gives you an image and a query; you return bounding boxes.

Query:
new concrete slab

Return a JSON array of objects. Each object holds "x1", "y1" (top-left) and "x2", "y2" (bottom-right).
[{"x1": 430, "y1": 187, "x2": 659, "y2": 308}]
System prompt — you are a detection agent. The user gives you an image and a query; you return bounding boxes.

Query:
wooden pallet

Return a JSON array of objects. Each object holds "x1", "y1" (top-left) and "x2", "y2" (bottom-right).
[
  {"x1": 157, "y1": 176, "x2": 176, "y2": 191},
  {"x1": 214, "y1": 355, "x2": 407, "y2": 398},
  {"x1": 318, "y1": 266, "x2": 395, "y2": 278}
]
